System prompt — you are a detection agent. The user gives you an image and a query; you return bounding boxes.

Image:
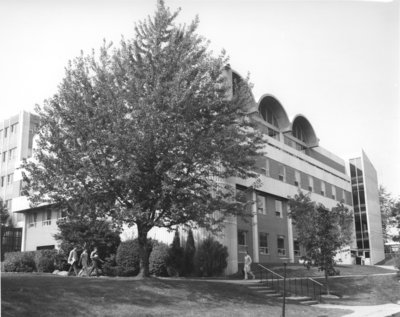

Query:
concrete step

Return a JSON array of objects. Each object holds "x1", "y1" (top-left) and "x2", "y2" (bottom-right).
[
  {"x1": 256, "y1": 289, "x2": 278, "y2": 294},
  {"x1": 264, "y1": 293, "x2": 281, "y2": 297},
  {"x1": 248, "y1": 285, "x2": 271, "y2": 289},
  {"x1": 300, "y1": 300, "x2": 319, "y2": 305}
]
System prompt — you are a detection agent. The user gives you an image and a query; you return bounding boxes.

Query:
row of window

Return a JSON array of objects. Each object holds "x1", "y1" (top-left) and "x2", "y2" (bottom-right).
[
  {"x1": 238, "y1": 231, "x2": 301, "y2": 257},
  {"x1": 1, "y1": 147, "x2": 17, "y2": 163},
  {"x1": 256, "y1": 196, "x2": 284, "y2": 217},
  {"x1": 255, "y1": 156, "x2": 347, "y2": 202},
  {"x1": 0, "y1": 123, "x2": 18, "y2": 139},
  {"x1": 0, "y1": 173, "x2": 14, "y2": 187}
]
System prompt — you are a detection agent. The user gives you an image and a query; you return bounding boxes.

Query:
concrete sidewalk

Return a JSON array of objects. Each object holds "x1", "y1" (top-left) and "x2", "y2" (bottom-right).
[{"x1": 314, "y1": 303, "x2": 400, "y2": 317}]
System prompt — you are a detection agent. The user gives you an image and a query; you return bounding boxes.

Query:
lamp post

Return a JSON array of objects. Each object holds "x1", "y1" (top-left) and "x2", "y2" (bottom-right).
[{"x1": 280, "y1": 257, "x2": 290, "y2": 317}]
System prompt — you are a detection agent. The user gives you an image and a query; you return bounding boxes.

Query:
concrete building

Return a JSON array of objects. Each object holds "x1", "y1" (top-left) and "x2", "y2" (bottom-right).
[
  {"x1": 349, "y1": 151, "x2": 385, "y2": 265},
  {"x1": 8, "y1": 69, "x2": 384, "y2": 274},
  {"x1": 0, "y1": 111, "x2": 40, "y2": 227}
]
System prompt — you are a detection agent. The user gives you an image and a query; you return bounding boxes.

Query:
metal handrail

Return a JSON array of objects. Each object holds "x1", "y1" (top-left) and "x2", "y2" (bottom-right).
[
  {"x1": 257, "y1": 263, "x2": 284, "y2": 279},
  {"x1": 256, "y1": 264, "x2": 324, "y2": 302}
]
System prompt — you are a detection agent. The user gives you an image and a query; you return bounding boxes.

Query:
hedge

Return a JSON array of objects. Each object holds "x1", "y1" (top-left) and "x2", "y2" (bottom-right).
[{"x1": 3, "y1": 249, "x2": 59, "y2": 273}]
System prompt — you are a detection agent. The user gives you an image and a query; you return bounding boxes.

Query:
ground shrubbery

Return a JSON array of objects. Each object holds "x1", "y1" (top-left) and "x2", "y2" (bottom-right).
[
  {"x1": 194, "y1": 236, "x2": 228, "y2": 277},
  {"x1": 3, "y1": 230, "x2": 229, "y2": 278},
  {"x1": 3, "y1": 250, "x2": 59, "y2": 273}
]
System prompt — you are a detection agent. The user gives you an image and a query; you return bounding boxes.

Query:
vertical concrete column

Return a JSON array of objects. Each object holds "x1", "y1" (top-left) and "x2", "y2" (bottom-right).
[
  {"x1": 287, "y1": 216, "x2": 294, "y2": 263},
  {"x1": 251, "y1": 191, "x2": 259, "y2": 262}
]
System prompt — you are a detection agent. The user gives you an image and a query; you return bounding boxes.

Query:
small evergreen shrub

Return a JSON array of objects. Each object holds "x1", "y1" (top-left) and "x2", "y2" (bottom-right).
[
  {"x1": 167, "y1": 230, "x2": 184, "y2": 276},
  {"x1": 35, "y1": 249, "x2": 58, "y2": 273},
  {"x1": 3, "y1": 251, "x2": 36, "y2": 272},
  {"x1": 149, "y1": 241, "x2": 169, "y2": 277},
  {"x1": 194, "y1": 237, "x2": 228, "y2": 277},
  {"x1": 183, "y1": 229, "x2": 196, "y2": 276}
]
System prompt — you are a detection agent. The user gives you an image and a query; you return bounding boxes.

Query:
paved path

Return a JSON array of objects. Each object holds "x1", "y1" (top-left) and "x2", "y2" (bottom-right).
[{"x1": 314, "y1": 303, "x2": 400, "y2": 317}]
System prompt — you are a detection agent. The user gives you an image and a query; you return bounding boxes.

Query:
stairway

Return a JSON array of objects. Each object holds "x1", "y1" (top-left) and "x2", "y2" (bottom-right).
[{"x1": 245, "y1": 281, "x2": 319, "y2": 305}]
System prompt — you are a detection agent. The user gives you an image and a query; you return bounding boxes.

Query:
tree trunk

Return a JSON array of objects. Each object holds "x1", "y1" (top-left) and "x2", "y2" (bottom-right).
[
  {"x1": 137, "y1": 225, "x2": 151, "y2": 278},
  {"x1": 325, "y1": 264, "x2": 330, "y2": 295}
]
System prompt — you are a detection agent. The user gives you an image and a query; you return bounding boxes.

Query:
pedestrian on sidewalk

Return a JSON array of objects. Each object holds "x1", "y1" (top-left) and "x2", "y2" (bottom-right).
[
  {"x1": 244, "y1": 251, "x2": 255, "y2": 280},
  {"x1": 78, "y1": 248, "x2": 89, "y2": 277},
  {"x1": 88, "y1": 246, "x2": 104, "y2": 277},
  {"x1": 67, "y1": 246, "x2": 79, "y2": 276}
]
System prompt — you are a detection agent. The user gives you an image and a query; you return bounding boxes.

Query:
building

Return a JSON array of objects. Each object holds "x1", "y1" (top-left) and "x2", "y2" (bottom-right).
[
  {"x1": 0, "y1": 111, "x2": 41, "y2": 255},
  {"x1": 349, "y1": 151, "x2": 385, "y2": 265},
  {"x1": 8, "y1": 69, "x2": 384, "y2": 274}
]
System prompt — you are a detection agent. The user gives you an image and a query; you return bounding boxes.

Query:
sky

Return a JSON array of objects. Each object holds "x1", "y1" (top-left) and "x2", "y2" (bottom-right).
[{"x1": 0, "y1": 0, "x2": 399, "y2": 197}]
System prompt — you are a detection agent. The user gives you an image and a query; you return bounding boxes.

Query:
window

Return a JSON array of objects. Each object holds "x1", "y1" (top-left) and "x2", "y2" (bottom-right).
[
  {"x1": 5, "y1": 199, "x2": 12, "y2": 211},
  {"x1": 265, "y1": 158, "x2": 270, "y2": 177},
  {"x1": 256, "y1": 194, "x2": 266, "y2": 215},
  {"x1": 275, "y1": 200, "x2": 283, "y2": 218},
  {"x1": 278, "y1": 164, "x2": 286, "y2": 182},
  {"x1": 1, "y1": 176, "x2": 4, "y2": 187},
  {"x1": 4, "y1": 127, "x2": 8, "y2": 138},
  {"x1": 277, "y1": 235, "x2": 286, "y2": 256},
  {"x1": 2, "y1": 152, "x2": 6, "y2": 162},
  {"x1": 238, "y1": 230, "x2": 247, "y2": 253},
  {"x1": 294, "y1": 170, "x2": 300, "y2": 187},
  {"x1": 7, "y1": 173, "x2": 13, "y2": 185},
  {"x1": 294, "y1": 240, "x2": 300, "y2": 257},
  {"x1": 308, "y1": 175, "x2": 313, "y2": 192},
  {"x1": 8, "y1": 148, "x2": 16, "y2": 160},
  {"x1": 332, "y1": 186, "x2": 336, "y2": 200},
  {"x1": 10, "y1": 123, "x2": 18, "y2": 134},
  {"x1": 321, "y1": 181, "x2": 326, "y2": 196},
  {"x1": 43, "y1": 209, "x2": 52, "y2": 226},
  {"x1": 259, "y1": 233, "x2": 269, "y2": 254}
]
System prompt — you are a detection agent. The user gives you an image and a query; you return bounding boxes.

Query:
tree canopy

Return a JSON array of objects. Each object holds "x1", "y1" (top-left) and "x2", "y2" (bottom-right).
[
  {"x1": 288, "y1": 191, "x2": 353, "y2": 293},
  {"x1": 379, "y1": 185, "x2": 400, "y2": 243},
  {"x1": 21, "y1": 1, "x2": 263, "y2": 277}
]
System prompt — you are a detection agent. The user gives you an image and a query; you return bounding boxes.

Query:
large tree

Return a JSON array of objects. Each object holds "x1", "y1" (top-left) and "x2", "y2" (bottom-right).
[
  {"x1": 22, "y1": 1, "x2": 263, "y2": 277},
  {"x1": 288, "y1": 191, "x2": 353, "y2": 294},
  {"x1": 379, "y1": 185, "x2": 400, "y2": 243}
]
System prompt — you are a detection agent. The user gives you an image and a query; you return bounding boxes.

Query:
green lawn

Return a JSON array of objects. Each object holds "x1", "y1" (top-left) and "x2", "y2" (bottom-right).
[
  {"x1": 1, "y1": 273, "x2": 349, "y2": 317},
  {"x1": 254, "y1": 263, "x2": 397, "y2": 279}
]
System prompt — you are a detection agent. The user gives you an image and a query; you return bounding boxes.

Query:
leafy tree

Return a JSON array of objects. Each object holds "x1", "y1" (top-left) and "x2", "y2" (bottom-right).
[
  {"x1": 21, "y1": 1, "x2": 263, "y2": 277},
  {"x1": 288, "y1": 191, "x2": 353, "y2": 294},
  {"x1": 0, "y1": 198, "x2": 11, "y2": 228},
  {"x1": 379, "y1": 185, "x2": 400, "y2": 243},
  {"x1": 54, "y1": 216, "x2": 121, "y2": 260},
  {"x1": 183, "y1": 228, "x2": 196, "y2": 275}
]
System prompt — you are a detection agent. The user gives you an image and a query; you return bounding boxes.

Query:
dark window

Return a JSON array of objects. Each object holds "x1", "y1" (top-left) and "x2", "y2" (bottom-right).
[
  {"x1": 294, "y1": 240, "x2": 300, "y2": 256},
  {"x1": 259, "y1": 233, "x2": 268, "y2": 254},
  {"x1": 277, "y1": 235, "x2": 285, "y2": 256}
]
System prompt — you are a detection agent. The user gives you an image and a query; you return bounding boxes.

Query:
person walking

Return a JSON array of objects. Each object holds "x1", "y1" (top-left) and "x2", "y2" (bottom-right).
[
  {"x1": 244, "y1": 251, "x2": 255, "y2": 280},
  {"x1": 78, "y1": 248, "x2": 89, "y2": 277},
  {"x1": 67, "y1": 246, "x2": 79, "y2": 276},
  {"x1": 88, "y1": 247, "x2": 104, "y2": 277}
]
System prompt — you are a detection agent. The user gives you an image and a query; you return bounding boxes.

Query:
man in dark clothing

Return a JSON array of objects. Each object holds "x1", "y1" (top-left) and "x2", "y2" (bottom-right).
[{"x1": 88, "y1": 247, "x2": 104, "y2": 277}]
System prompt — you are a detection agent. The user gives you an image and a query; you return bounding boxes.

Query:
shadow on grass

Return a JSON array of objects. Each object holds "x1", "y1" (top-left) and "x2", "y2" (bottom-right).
[{"x1": 1, "y1": 274, "x2": 282, "y2": 317}]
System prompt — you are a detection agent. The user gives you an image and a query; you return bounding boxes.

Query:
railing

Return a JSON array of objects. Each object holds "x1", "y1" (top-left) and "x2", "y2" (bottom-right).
[{"x1": 257, "y1": 264, "x2": 324, "y2": 302}]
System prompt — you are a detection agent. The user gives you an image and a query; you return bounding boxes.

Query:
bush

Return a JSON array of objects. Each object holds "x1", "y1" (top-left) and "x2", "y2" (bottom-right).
[
  {"x1": 35, "y1": 249, "x2": 58, "y2": 273},
  {"x1": 3, "y1": 251, "x2": 36, "y2": 272},
  {"x1": 194, "y1": 237, "x2": 228, "y2": 277},
  {"x1": 167, "y1": 230, "x2": 184, "y2": 276},
  {"x1": 116, "y1": 238, "x2": 153, "y2": 276},
  {"x1": 183, "y1": 229, "x2": 196, "y2": 276},
  {"x1": 395, "y1": 256, "x2": 400, "y2": 270},
  {"x1": 149, "y1": 241, "x2": 169, "y2": 277}
]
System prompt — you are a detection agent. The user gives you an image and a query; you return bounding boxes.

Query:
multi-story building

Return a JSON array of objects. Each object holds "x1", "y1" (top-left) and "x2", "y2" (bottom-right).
[
  {"x1": 0, "y1": 111, "x2": 40, "y2": 225},
  {"x1": 349, "y1": 151, "x2": 385, "y2": 265},
  {"x1": 10, "y1": 68, "x2": 384, "y2": 274}
]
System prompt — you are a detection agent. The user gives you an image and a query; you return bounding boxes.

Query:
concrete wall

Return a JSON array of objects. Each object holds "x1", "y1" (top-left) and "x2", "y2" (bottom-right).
[{"x1": 362, "y1": 151, "x2": 385, "y2": 264}]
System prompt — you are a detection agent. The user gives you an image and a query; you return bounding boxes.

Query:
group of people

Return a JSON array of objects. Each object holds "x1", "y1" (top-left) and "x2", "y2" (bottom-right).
[{"x1": 67, "y1": 246, "x2": 104, "y2": 277}]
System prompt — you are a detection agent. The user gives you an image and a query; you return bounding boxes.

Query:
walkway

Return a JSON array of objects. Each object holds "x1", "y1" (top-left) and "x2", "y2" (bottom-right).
[{"x1": 314, "y1": 303, "x2": 400, "y2": 317}]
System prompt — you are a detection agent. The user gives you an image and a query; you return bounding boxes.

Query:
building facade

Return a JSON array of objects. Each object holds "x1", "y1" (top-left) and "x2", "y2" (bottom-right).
[
  {"x1": 0, "y1": 111, "x2": 40, "y2": 228},
  {"x1": 6, "y1": 69, "x2": 384, "y2": 274},
  {"x1": 349, "y1": 151, "x2": 385, "y2": 265}
]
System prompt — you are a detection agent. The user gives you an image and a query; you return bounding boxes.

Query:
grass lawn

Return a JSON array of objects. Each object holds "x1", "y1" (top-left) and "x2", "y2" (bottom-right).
[
  {"x1": 1, "y1": 273, "x2": 350, "y2": 317},
  {"x1": 254, "y1": 263, "x2": 397, "y2": 279},
  {"x1": 321, "y1": 274, "x2": 400, "y2": 306}
]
